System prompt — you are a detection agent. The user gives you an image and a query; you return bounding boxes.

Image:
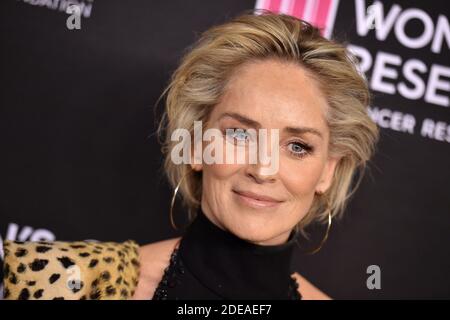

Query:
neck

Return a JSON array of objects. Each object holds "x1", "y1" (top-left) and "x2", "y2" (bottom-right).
[{"x1": 177, "y1": 209, "x2": 299, "y2": 299}]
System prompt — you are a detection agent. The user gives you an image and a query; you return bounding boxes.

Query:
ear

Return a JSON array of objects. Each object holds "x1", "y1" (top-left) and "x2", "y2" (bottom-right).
[
  {"x1": 316, "y1": 156, "x2": 340, "y2": 194},
  {"x1": 190, "y1": 143, "x2": 203, "y2": 172},
  {"x1": 190, "y1": 162, "x2": 203, "y2": 172},
  {"x1": 190, "y1": 150, "x2": 203, "y2": 172}
]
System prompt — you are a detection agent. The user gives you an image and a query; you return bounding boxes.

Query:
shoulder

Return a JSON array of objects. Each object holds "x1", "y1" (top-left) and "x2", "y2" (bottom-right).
[
  {"x1": 291, "y1": 272, "x2": 332, "y2": 300},
  {"x1": 132, "y1": 240, "x2": 332, "y2": 300},
  {"x1": 131, "y1": 237, "x2": 181, "y2": 300}
]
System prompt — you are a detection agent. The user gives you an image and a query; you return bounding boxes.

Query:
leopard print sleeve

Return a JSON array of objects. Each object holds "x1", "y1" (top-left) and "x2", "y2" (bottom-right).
[{"x1": 2, "y1": 240, "x2": 140, "y2": 300}]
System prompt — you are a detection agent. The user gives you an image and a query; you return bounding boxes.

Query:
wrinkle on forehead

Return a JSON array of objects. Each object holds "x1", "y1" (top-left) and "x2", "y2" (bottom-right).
[{"x1": 218, "y1": 58, "x2": 330, "y2": 133}]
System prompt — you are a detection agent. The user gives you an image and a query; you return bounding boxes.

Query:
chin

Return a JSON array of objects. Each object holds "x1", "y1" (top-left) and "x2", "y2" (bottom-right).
[
  {"x1": 233, "y1": 230, "x2": 271, "y2": 244},
  {"x1": 227, "y1": 216, "x2": 281, "y2": 245}
]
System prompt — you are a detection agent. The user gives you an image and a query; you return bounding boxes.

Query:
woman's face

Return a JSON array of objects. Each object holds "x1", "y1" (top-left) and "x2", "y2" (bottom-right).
[{"x1": 192, "y1": 59, "x2": 339, "y2": 246}]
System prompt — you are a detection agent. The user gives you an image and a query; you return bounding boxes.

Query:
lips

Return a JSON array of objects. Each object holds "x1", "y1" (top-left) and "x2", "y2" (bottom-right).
[{"x1": 232, "y1": 189, "x2": 284, "y2": 208}]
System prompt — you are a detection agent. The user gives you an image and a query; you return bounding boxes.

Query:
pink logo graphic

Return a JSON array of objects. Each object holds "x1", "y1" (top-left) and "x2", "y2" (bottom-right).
[{"x1": 255, "y1": 0, "x2": 340, "y2": 39}]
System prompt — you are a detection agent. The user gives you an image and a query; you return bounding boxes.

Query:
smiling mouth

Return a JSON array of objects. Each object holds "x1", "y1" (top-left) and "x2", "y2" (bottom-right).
[{"x1": 232, "y1": 189, "x2": 284, "y2": 208}]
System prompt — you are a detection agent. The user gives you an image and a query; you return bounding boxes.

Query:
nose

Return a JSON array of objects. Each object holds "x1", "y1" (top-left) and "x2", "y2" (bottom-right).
[
  {"x1": 243, "y1": 128, "x2": 279, "y2": 184},
  {"x1": 244, "y1": 162, "x2": 277, "y2": 184}
]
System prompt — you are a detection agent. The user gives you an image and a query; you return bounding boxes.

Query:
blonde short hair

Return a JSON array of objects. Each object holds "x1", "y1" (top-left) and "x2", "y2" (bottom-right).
[{"x1": 158, "y1": 10, "x2": 379, "y2": 232}]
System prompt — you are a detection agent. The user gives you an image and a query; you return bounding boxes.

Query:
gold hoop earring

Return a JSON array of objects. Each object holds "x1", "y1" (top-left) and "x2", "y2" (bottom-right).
[
  {"x1": 307, "y1": 211, "x2": 332, "y2": 255},
  {"x1": 305, "y1": 194, "x2": 332, "y2": 255},
  {"x1": 169, "y1": 174, "x2": 188, "y2": 230}
]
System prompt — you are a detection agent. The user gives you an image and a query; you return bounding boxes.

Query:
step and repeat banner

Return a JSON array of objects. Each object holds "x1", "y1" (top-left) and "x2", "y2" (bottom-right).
[{"x1": 0, "y1": 0, "x2": 449, "y2": 299}]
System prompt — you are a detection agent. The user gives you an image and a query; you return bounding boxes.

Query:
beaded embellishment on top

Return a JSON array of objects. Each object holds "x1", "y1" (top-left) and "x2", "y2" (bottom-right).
[
  {"x1": 288, "y1": 276, "x2": 302, "y2": 300},
  {"x1": 152, "y1": 246, "x2": 302, "y2": 300},
  {"x1": 152, "y1": 247, "x2": 184, "y2": 300}
]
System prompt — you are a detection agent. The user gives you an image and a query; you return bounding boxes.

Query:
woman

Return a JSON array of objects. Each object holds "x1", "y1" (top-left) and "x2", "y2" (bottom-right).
[
  {"x1": 132, "y1": 10, "x2": 379, "y2": 300},
  {"x1": 2, "y1": 11, "x2": 379, "y2": 300}
]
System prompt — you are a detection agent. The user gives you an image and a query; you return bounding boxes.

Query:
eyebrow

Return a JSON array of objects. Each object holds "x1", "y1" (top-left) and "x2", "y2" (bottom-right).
[
  {"x1": 284, "y1": 126, "x2": 323, "y2": 139},
  {"x1": 218, "y1": 112, "x2": 323, "y2": 139}
]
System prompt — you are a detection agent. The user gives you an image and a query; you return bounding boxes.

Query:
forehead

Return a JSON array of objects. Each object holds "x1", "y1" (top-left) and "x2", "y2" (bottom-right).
[{"x1": 212, "y1": 59, "x2": 329, "y2": 131}]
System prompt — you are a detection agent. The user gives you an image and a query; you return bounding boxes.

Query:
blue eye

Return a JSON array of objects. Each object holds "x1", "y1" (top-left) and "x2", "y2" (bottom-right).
[
  {"x1": 287, "y1": 141, "x2": 312, "y2": 158},
  {"x1": 226, "y1": 129, "x2": 250, "y2": 143}
]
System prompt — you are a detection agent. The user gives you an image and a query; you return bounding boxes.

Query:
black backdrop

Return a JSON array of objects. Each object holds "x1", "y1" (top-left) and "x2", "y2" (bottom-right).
[{"x1": 1, "y1": 0, "x2": 449, "y2": 299}]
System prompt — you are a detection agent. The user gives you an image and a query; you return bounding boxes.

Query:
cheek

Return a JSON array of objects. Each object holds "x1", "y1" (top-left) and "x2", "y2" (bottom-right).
[
  {"x1": 202, "y1": 163, "x2": 243, "y2": 189},
  {"x1": 278, "y1": 157, "x2": 325, "y2": 198}
]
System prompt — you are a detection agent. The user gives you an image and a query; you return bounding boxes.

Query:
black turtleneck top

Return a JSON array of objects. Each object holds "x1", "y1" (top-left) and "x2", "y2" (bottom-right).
[{"x1": 152, "y1": 210, "x2": 301, "y2": 300}]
